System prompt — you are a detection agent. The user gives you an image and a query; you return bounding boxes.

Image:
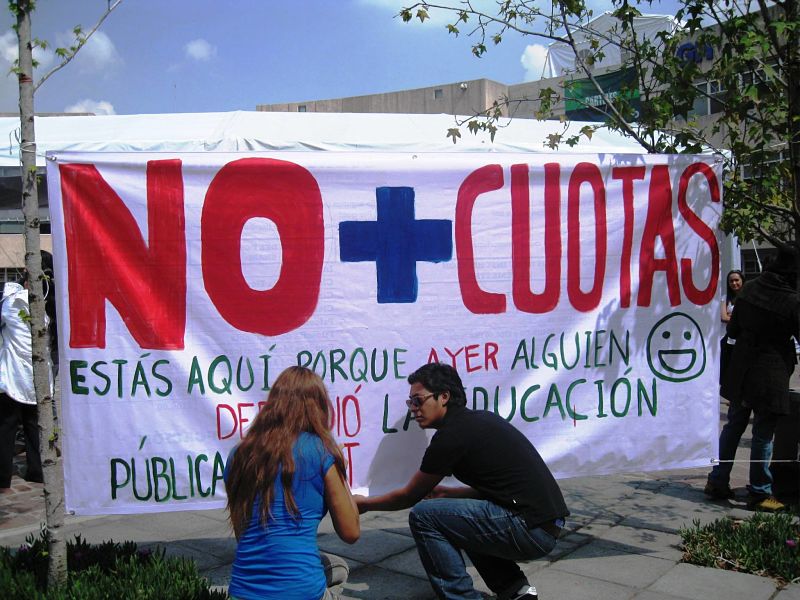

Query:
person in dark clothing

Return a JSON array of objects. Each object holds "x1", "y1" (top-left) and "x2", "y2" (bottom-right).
[
  {"x1": 706, "y1": 249, "x2": 799, "y2": 512},
  {"x1": 355, "y1": 363, "x2": 569, "y2": 600},
  {"x1": 719, "y1": 269, "x2": 744, "y2": 381}
]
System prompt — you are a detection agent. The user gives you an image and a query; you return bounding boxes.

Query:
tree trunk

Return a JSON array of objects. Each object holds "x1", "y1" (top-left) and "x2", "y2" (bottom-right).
[{"x1": 15, "y1": 0, "x2": 67, "y2": 587}]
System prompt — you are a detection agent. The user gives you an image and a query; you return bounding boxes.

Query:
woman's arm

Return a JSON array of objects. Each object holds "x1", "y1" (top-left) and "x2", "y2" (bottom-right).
[
  {"x1": 726, "y1": 302, "x2": 741, "y2": 338},
  {"x1": 324, "y1": 466, "x2": 360, "y2": 544},
  {"x1": 721, "y1": 299, "x2": 731, "y2": 323}
]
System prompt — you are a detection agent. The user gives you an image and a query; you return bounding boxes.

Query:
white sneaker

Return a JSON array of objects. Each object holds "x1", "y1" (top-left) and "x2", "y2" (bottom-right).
[{"x1": 512, "y1": 586, "x2": 538, "y2": 600}]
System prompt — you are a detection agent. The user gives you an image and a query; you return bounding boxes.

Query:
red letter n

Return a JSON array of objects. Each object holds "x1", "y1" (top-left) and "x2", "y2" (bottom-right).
[{"x1": 60, "y1": 160, "x2": 186, "y2": 349}]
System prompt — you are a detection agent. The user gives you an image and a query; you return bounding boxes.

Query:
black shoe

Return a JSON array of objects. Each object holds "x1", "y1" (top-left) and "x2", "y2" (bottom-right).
[
  {"x1": 703, "y1": 481, "x2": 734, "y2": 500},
  {"x1": 24, "y1": 472, "x2": 43, "y2": 484}
]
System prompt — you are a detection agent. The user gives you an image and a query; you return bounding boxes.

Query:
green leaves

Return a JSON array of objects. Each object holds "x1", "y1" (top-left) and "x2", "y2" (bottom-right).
[{"x1": 399, "y1": 6, "x2": 428, "y2": 22}]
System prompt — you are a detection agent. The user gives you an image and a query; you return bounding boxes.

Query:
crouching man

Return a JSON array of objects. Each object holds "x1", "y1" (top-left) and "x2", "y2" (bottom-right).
[{"x1": 354, "y1": 363, "x2": 569, "y2": 600}]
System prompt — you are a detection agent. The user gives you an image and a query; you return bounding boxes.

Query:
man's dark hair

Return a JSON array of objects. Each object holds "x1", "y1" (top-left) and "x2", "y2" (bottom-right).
[
  {"x1": 407, "y1": 363, "x2": 467, "y2": 408},
  {"x1": 765, "y1": 247, "x2": 798, "y2": 289}
]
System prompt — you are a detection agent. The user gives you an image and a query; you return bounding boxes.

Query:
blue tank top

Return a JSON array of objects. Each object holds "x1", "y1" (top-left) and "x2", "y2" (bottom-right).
[{"x1": 224, "y1": 432, "x2": 335, "y2": 600}]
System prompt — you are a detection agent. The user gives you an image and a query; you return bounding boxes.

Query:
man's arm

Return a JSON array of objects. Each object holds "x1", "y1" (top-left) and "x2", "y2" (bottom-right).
[
  {"x1": 427, "y1": 485, "x2": 484, "y2": 499},
  {"x1": 355, "y1": 470, "x2": 444, "y2": 513}
]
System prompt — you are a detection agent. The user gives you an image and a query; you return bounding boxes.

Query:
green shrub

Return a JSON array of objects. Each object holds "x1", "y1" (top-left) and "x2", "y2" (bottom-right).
[
  {"x1": 0, "y1": 526, "x2": 227, "y2": 599},
  {"x1": 680, "y1": 512, "x2": 800, "y2": 585}
]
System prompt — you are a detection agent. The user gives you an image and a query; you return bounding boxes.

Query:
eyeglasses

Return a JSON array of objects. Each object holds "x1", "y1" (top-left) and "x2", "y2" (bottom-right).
[{"x1": 406, "y1": 392, "x2": 437, "y2": 410}]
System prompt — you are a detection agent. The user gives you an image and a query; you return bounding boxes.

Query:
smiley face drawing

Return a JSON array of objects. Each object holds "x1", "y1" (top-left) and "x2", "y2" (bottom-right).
[{"x1": 646, "y1": 312, "x2": 706, "y2": 382}]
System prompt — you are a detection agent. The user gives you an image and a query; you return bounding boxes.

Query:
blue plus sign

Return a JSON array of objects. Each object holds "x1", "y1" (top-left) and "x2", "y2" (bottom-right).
[{"x1": 339, "y1": 187, "x2": 452, "y2": 303}]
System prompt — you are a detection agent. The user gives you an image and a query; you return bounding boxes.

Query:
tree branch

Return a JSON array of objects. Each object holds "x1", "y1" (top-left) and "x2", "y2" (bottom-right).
[
  {"x1": 559, "y1": 4, "x2": 657, "y2": 152},
  {"x1": 401, "y1": 2, "x2": 569, "y2": 44},
  {"x1": 33, "y1": 0, "x2": 124, "y2": 93}
]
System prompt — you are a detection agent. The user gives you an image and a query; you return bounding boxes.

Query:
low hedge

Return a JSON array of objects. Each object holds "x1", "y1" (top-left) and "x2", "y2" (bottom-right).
[{"x1": 0, "y1": 526, "x2": 227, "y2": 599}]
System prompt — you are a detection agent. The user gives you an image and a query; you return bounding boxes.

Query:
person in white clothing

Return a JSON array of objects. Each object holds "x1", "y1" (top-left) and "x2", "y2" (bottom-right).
[{"x1": 0, "y1": 275, "x2": 45, "y2": 489}]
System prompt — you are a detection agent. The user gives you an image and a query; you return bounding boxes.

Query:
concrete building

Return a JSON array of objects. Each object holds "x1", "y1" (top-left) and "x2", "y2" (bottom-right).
[{"x1": 257, "y1": 79, "x2": 511, "y2": 119}]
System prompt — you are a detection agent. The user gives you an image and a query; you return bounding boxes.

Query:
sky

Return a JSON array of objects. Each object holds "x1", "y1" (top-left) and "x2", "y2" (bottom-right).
[{"x1": 0, "y1": 0, "x2": 678, "y2": 116}]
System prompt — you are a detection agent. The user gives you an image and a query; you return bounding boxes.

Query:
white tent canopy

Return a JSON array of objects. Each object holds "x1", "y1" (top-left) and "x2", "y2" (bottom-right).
[
  {"x1": 0, "y1": 110, "x2": 647, "y2": 173},
  {"x1": 543, "y1": 13, "x2": 681, "y2": 78}
]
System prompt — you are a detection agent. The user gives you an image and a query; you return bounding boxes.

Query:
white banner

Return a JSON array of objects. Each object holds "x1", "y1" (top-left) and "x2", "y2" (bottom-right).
[{"x1": 47, "y1": 151, "x2": 723, "y2": 515}]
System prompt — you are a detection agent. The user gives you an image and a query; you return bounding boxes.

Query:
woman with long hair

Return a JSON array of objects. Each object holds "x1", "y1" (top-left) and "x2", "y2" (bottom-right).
[
  {"x1": 721, "y1": 269, "x2": 744, "y2": 323},
  {"x1": 720, "y1": 269, "x2": 744, "y2": 381},
  {"x1": 224, "y1": 366, "x2": 359, "y2": 599}
]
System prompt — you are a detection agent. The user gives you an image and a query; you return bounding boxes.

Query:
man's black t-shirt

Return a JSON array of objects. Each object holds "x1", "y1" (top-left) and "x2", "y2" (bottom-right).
[{"x1": 420, "y1": 405, "x2": 568, "y2": 525}]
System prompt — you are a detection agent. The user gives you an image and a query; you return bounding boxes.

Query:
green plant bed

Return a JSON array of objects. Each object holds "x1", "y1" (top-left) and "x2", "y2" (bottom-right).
[
  {"x1": 680, "y1": 512, "x2": 800, "y2": 586},
  {"x1": 0, "y1": 526, "x2": 228, "y2": 599}
]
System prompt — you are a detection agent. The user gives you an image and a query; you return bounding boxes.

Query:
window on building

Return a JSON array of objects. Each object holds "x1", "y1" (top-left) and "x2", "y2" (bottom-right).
[
  {"x1": 298, "y1": 105, "x2": 307, "y2": 112},
  {"x1": 689, "y1": 79, "x2": 724, "y2": 117},
  {"x1": 0, "y1": 267, "x2": 23, "y2": 287},
  {"x1": 740, "y1": 150, "x2": 789, "y2": 194},
  {"x1": 741, "y1": 248, "x2": 777, "y2": 280},
  {"x1": 433, "y1": 88, "x2": 443, "y2": 99},
  {"x1": 0, "y1": 221, "x2": 50, "y2": 234},
  {"x1": 739, "y1": 60, "x2": 779, "y2": 112}
]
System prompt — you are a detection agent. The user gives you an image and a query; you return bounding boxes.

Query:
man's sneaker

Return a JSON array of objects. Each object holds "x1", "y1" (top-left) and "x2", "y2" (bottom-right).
[
  {"x1": 511, "y1": 586, "x2": 538, "y2": 600},
  {"x1": 703, "y1": 481, "x2": 734, "y2": 500},
  {"x1": 747, "y1": 495, "x2": 786, "y2": 512}
]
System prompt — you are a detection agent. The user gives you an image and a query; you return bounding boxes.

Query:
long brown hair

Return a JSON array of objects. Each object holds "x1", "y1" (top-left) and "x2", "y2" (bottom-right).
[{"x1": 225, "y1": 366, "x2": 346, "y2": 539}]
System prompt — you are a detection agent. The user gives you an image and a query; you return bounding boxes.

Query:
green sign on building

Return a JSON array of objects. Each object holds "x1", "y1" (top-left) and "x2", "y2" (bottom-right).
[{"x1": 565, "y1": 67, "x2": 641, "y2": 122}]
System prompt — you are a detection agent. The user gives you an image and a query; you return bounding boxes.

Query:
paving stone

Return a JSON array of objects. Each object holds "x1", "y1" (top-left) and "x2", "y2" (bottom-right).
[
  {"x1": 157, "y1": 539, "x2": 230, "y2": 571},
  {"x1": 546, "y1": 536, "x2": 586, "y2": 560},
  {"x1": 775, "y1": 584, "x2": 800, "y2": 600},
  {"x1": 531, "y1": 567, "x2": 637, "y2": 600},
  {"x1": 340, "y1": 565, "x2": 436, "y2": 599},
  {"x1": 550, "y1": 541, "x2": 675, "y2": 588},
  {"x1": 632, "y1": 589, "x2": 698, "y2": 600},
  {"x1": 516, "y1": 556, "x2": 550, "y2": 582},
  {"x1": 318, "y1": 528, "x2": 417, "y2": 564},
  {"x1": 571, "y1": 519, "x2": 616, "y2": 538},
  {"x1": 594, "y1": 524, "x2": 684, "y2": 561},
  {"x1": 649, "y1": 563, "x2": 777, "y2": 600},
  {"x1": 374, "y1": 547, "x2": 427, "y2": 579},
  {"x1": 123, "y1": 510, "x2": 231, "y2": 541},
  {"x1": 617, "y1": 495, "x2": 733, "y2": 534},
  {"x1": 171, "y1": 534, "x2": 236, "y2": 562}
]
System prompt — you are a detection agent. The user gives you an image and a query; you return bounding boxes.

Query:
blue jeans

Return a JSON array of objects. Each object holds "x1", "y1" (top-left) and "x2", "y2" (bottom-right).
[
  {"x1": 408, "y1": 498, "x2": 559, "y2": 600},
  {"x1": 708, "y1": 400, "x2": 779, "y2": 497}
]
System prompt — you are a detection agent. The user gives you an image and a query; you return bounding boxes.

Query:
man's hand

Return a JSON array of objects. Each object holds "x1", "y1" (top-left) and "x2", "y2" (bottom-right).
[
  {"x1": 425, "y1": 485, "x2": 454, "y2": 499},
  {"x1": 353, "y1": 494, "x2": 370, "y2": 514},
  {"x1": 349, "y1": 471, "x2": 445, "y2": 513}
]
